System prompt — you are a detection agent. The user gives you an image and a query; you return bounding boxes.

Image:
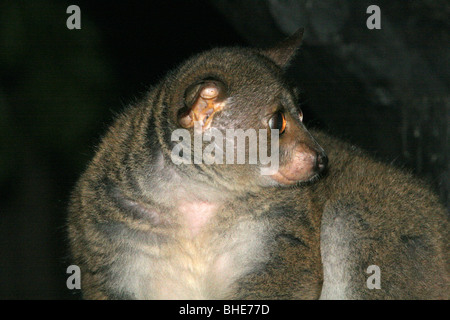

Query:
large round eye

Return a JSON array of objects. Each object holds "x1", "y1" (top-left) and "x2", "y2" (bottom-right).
[{"x1": 268, "y1": 111, "x2": 286, "y2": 135}]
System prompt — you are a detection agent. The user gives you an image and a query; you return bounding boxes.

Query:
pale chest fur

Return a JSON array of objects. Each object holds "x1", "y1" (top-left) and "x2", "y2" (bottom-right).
[{"x1": 123, "y1": 201, "x2": 270, "y2": 299}]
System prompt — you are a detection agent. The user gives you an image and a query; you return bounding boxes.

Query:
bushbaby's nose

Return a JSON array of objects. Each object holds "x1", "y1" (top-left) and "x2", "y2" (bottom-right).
[{"x1": 316, "y1": 152, "x2": 328, "y2": 173}]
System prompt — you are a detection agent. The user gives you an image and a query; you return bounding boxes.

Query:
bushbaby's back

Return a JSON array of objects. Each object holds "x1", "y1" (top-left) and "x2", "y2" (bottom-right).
[{"x1": 311, "y1": 130, "x2": 449, "y2": 299}]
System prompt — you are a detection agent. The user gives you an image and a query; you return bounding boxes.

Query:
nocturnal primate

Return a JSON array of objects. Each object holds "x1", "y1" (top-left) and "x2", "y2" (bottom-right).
[{"x1": 68, "y1": 30, "x2": 449, "y2": 299}]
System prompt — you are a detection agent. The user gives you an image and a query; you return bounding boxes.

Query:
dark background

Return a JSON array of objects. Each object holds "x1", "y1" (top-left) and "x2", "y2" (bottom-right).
[{"x1": 0, "y1": 0, "x2": 448, "y2": 299}]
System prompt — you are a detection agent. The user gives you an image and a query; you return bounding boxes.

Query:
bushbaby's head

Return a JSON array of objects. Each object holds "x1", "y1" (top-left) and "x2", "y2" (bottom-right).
[{"x1": 158, "y1": 29, "x2": 327, "y2": 192}]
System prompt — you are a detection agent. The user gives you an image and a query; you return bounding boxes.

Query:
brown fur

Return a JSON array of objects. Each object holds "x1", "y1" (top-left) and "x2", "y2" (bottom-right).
[
  {"x1": 311, "y1": 130, "x2": 449, "y2": 299},
  {"x1": 68, "y1": 31, "x2": 448, "y2": 299}
]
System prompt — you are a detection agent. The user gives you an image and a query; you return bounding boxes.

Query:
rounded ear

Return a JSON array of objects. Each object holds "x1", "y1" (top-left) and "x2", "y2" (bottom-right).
[
  {"x1": 178, "y1": 79, "x2": 227, "y2": 131},
  {"x1": 260, "y1": 28, "x2": 304, "y2": 69}
]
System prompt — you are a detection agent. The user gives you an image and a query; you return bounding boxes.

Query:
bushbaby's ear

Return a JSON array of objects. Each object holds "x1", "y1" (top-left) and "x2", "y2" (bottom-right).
[
  {"x1": 261, "y1": 28, "x2": 304, "y2": 68},
  {"x1": 178, "y1": 80, "x2": 227, "y2": 131}
]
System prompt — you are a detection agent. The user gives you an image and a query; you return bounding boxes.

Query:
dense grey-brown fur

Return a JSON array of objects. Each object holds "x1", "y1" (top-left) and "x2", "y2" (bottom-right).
[{"x1": 68, "y1": 30, "x2": 448, "y2": 300}]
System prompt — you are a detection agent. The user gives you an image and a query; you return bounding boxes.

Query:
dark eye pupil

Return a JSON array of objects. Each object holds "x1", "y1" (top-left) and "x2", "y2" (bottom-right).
[{"x1": 269, "y1": 111, "x2": 286, "y2": 134}]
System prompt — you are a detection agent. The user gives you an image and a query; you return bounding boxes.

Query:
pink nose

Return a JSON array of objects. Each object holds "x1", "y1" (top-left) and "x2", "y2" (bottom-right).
[{"x1": 270, "y1": 147, "x2": 326, "y2": 185}]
